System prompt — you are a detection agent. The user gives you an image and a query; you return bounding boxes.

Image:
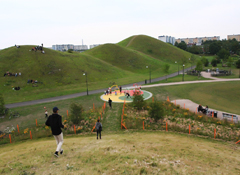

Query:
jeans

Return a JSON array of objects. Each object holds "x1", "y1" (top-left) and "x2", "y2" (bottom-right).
[{"x1": 97, "y1": 130, "x2": 101, "y2": 139}]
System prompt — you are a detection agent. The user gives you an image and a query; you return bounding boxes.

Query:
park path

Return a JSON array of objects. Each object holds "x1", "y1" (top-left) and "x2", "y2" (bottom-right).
[
  {"x1": 126, "y1": 35, "x2": 137, "y2": 47},
  {"x1": 171, "y1": 99, "x2": 240, "y2": 122}
]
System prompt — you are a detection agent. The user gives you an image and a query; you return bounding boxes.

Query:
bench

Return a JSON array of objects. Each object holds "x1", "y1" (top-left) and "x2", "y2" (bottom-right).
[{"x1": 222, "y1": 113, "x2": 238, "y2": 123}]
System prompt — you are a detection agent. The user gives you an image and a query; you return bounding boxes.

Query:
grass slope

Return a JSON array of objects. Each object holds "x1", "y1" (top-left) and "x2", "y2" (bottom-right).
[{"x1": 118, "y1": 35, "x2": 193, "y2": 63}]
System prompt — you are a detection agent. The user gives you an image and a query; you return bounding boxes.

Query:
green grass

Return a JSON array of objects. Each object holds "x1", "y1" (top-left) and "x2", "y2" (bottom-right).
[
  {"x1": 0, "y1": 35, "x2": 195, "y2": 104},
  {"x1": 148, "y1": 81, "x2": 240, "y2": 115},
  {"x1": 146, "y1": 74, "x2": 211, "y2": 85},
  {"x1": 1, "y1": 132, "x2": 240, "y2": 174}
]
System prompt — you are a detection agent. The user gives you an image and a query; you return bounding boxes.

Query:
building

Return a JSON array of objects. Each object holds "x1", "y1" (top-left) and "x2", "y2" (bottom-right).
[
  {"x1": 227, "y1": 34, "x2": 240, "y2": 41},
  {"x1": 175, "y1": 36, "x2": 220, "y2": 46},
  {"x1": 89, "y1": 44, "x2": 100, "y2": 49},
  {"x1": 158, "y1": 35, "x2": 175, "y2": 45},
  {"x1": 52, "y1": 44, "x2": 88, "y2": 52}
]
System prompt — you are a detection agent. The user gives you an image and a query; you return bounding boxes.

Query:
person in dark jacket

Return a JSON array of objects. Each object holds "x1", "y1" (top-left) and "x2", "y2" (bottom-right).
[
  {"x1": 95, "y1": 119, "x2": 102, "y2": 139},
  {"x1": 45, "y1": 107, "x2": 64, "y2": 157},
  {"x1": 108, "y1": 98, "x2": 112, "y2": 109}
]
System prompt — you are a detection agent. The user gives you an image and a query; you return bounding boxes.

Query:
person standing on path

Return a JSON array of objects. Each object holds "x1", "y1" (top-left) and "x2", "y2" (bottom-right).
[
  {"x1": 95, "y1": 119, "x2": 102, "y2": 139},
  {"x1": 119, "y1": 86, "x2": 122, "y2": 94},
  {"x1": 45, "y1": 107, "x2": 64, "y2": 158},
  {"x1": 108, "y1": 98, "x2": 112, "y2": 109}
]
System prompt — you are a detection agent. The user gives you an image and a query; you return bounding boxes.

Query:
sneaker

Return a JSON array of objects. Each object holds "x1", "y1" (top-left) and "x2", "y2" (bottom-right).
[
  {"x1": 60, "y1": 150, "x2": 63, "y2": 155},
  {"x1": 97, "y1": 137, "x2": 98, "y2": 140},
  {"x1": 54, "y1": 152, "x2": 59, "y2": 158}
]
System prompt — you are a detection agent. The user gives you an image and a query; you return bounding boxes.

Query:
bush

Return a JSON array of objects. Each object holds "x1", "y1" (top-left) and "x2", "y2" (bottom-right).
[
  {"x1": 69, "y1": 103, "x2": 84, "y2": 124},
  {"x1": 236, "y1": 59, "x2": 240, "y2": 68},
  {"x1": 211, "y1": 59, "x2": 218, "y2": 67},
  {"x1": 0, "y1": 94, "x2": 5, "y2": 116},
  {"x1": 149, "y1": 101, "x2": 164, "y2": 122},
  {"x1": 132, "y1": 91, "x2": 146, "y2": 110}
]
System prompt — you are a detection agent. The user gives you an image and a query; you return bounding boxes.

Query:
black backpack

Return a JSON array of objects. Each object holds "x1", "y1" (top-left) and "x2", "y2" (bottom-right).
[{"x1": 99, "y1": 125, "x2": 102, "y2": 131}]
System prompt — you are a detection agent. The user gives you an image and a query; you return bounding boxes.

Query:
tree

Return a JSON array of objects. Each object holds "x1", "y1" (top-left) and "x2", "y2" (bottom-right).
[
  {"x1": 209, "y1": 42, "x2": 221, "y2": 54},
  {"x1": 217, "y1": 49, "x2": 230, "y2": 61},
  {"x1": 236, "y1": 59, "x2": 240, "y2": 68},
  {"x1": 132, "y1": 91, "x2": 146, "y2": 111},
  {"x1": 149, "y1": 101, "x2": 164, "y2": 122},
  {"x1": 211, "y1": 59, "x2": 218, "y2": 67},
  {"x1": 201, "y1": 57, "x2": 209, "y2": 67},
  {"x1": 174, "y1": 41, "x2": 179, "y2": 47},
  {"x1": 0, "y1": 94, "x2": 5, "y2": 116},
  {"x1": 69, "y1": 103, "x2": 84, "y2": 124},
  {"x1": 190, "y1": 54, "x2": 197, "y2": 66},
  {"x1": 163, "y1": 64, "x2": 170, "y2": 81},
  {"x1": 195, "y1": 60, "x2": 203, "y2": 78},
  {"x1": 177, "y1": 41, "x2": 187, "y2": 50}
]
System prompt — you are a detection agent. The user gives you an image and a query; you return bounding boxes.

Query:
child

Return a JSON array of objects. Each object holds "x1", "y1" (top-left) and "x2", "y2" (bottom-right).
[{"x1": 45, "y1": 110, "x2": 48, "y2": 118}]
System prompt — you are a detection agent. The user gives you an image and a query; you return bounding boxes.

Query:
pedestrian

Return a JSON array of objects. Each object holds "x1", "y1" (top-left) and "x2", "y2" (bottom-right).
[
  {"x1": 95, "y1": 119, "x2": 102, "y2": 139},
  {"x1": 45, "y1": 107, "x2": 64, "y2": 158},
  {"x1": 45, "y1": 110, "x2": 48, "y2": 118},
  {"x1": 115, "y1": 91, "x2": 117, "y2": 95},
  {"x1": 108, "y1": 98, "x2": 112, "y2": 109},
  {"x1": 119, "y1": 86, "x2": 122, "y2": 94}
]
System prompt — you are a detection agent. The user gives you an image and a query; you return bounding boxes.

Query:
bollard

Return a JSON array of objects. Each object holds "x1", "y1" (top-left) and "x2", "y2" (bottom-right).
[
  {"x1": 36, "y1": 119, "x2": 38, "y2": 126},
  {"x1": 214, "y1": 129, "x2": 216, "y2": 139},
  {"x1": 189, "y1": 125, "x2": 190, "y2": 134},
  {"x1": 143, "y1": 121, "x2": 144, "y2": 130},
  {"x1": 30, "y1": 131, "x2": 32, "y2": 139},
  {"x1": 166, "y1": 122, "x2": 168, "y2": 131},
  {"x1": 74, "y1": 125, "x2": 76, "y2": 134},
  {"x1": 17, "y1": 124, "x2": 20, "y2": 133},
  {"x1": 9, "y1": 134, "x2": 12, "y2": 143}
]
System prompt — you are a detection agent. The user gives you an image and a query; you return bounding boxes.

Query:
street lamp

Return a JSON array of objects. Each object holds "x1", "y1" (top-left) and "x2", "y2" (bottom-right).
[
  {"x1": 175, "y1": 61, "x2": 179, "y2": 75},
  {"x1": 146, "y1": 66, "x2": 151, "y2": 83},
  {"x1": 83, "y1": 72, "x2": 88, "y2": 95},
  {"x1": 182, "y1": 64, "x2": 185, "y2": 81}
]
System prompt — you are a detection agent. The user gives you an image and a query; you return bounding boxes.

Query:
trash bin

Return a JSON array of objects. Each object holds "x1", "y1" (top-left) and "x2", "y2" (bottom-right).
[
  {"x1": 214, "y1": 111, "x2": 217, "y2": 118},
  {"x1": 145, "y1": 79, "x2": 147, "y2": 84}
]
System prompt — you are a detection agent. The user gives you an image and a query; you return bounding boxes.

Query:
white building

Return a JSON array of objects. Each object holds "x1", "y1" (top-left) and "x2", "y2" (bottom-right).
[
  {"x1": 73, "y1": 45, "x2": 88, "y2": 51},
  {"x1": 158, "y1": 35, "x2": 175, "y2": 45},
  {"x1": 52, "y1": 44, "x2": 88, "y2": 52},
  {"x1": 89, "y1": 44, "x2": 100, "y2": 49}
]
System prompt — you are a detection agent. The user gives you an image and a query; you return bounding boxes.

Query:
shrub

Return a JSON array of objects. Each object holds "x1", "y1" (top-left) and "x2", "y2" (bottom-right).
[
  {"x1": 132, "y1": 91, "x2": 146, "y2": 110},
  {"x1": 149, "y1": 101, "x2": 164, "y2": 122},
  {"x1": 0, "y1": 93, "x2": 5, "y2": 116},
  {"x1": 211, "y1": 59, "x2": 218, "y2": 67},
  {"x1": 69, "y1": 103, "x2": 84, "y2": 124}
]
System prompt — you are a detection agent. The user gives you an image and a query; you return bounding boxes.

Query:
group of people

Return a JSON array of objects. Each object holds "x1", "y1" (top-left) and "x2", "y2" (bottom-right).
[
  {"x1": 197, "y1": 104, "x2": 209, "y2": 114},
  {"x1": 14, "y1": 86, "x2": 20, "y2": 90},
  {"x1": 4, "y1": 72, "x2": 21, "y2": 77},
  {"x1": 27, "y1": 79, "x2": 38, "y2": 84},
  {"x1": 15, "y1": 44, "x2": 20, "y2": 48},
  {"x1": 45, "y1": 106, "x2": 103, "y2": 158},
  {"x1": 104, "y1": 86, "x2": 122, "y2": 96},
  {"x1": 31, "y1": 44, "x2": 45, "y2": 54}
]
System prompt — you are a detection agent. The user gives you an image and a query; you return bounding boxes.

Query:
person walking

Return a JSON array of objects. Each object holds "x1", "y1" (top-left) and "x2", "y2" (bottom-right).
[
  {"x1": 119, "y1": 86, "x2": 122, "y2": 94},
  {"x1": 95, "y1": 119, "x2": 102, "y2": 139},
  {"x1": 45, "y1": 107, "x2": 64, "y2": 158},
  {"x1": 108, "y1": 98, "x2": 112, "y2": 109}
]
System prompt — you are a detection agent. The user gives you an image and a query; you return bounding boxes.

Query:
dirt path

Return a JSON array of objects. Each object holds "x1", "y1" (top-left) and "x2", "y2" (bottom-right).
[
  {"x1": 201, "y1": 71, "x2": 220, "y2": 80},
  {"x1": 126, "y1": 35, "x2": 137, "y2": 47}
]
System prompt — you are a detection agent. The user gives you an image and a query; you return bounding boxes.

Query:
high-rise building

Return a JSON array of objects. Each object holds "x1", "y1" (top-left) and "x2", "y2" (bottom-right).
[
  {"x1": 52, "y1": 44, "x2": 88, "y2": 52},
  {"x1": 175, "y1": 36, "x2": 220, "y2": 46},
  {"x1": 227, "y1": 34, "x2": 240, "y2": 41},
  {"x1": 158, "y1": 35, "x2": 175, "y2": 45}
]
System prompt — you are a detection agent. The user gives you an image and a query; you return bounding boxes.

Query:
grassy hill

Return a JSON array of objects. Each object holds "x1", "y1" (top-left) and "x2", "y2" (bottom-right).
[{"x1": 0, "y1": 35, "x2": 196, "y2": 104}]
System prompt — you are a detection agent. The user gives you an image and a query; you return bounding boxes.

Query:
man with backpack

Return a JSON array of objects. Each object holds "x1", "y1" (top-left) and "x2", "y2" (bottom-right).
[
  {"x1": 95, "y1": 119, "x2": 102, "y2": 139},
  {"x1": 45, "y1": 107, "x2": 64, "y2": 157}
]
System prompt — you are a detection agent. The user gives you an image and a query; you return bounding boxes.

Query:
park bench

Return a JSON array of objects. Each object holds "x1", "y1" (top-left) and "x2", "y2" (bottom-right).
[{"x1": 222, "y1": 113, "x2": 238, "y2": 123}]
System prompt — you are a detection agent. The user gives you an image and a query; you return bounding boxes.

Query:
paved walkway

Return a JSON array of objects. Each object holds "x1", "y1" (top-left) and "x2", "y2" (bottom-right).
[{"x1": 171, "y1": 99, "x2": 239, "y2": 122}]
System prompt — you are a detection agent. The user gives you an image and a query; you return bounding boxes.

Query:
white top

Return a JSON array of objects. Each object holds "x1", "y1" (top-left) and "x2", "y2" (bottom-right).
[
  {"x1": 19, "y1": 73, "x2": 21, "y2": 75},
  {"x1": 45, "y1": 111, "x2": 48, "y2": 114}
]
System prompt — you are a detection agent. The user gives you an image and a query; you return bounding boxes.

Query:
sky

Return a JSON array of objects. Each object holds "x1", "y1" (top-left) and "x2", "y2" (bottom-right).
[{"x1": 0, "y1": 0, "x2": 240, "y2": 49}]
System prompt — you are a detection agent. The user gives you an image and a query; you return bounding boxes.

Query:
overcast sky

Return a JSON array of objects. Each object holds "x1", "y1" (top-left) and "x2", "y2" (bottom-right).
[{"x1": 0, "y1": 0, "x2": 239, "y2": 49}]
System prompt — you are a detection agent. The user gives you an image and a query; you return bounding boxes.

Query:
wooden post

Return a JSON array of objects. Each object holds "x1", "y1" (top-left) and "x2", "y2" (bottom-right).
[
  {"x1": 74, "y1": 125, "x2": 76, "y2": 134},
  {"x1": 9, "y1": 134, "x2": 11, "y2": 143},
  {"x1": 17, "y1": 124, "x2": 20, "y2": 133},
  {"x1": 36, "y1": 119, "x2": 37, "y2": 126},
  {"x1": 122, "y1": 108, "x2": 124, "y2": 116},
  {"x1": 166, "y1": 122, "x2": 168, "y2": 131},
  {"x1": 214, "y1": 129, "x2": 216, "y2": 139},
  {"x1": 143, "y1": 121, "x2": 144, "y2": 130},
  {"x1": 184, "y1": 103, "x2": 185, "y2": 109},
  {"x1": 189, "y1": 125, "x2": 190, "y2": 134},
  {"x1": 152, "y1": 97, "x2": 154, "y2": 102},
  {"x1": 30, "y1": 131, "x2": 32, "y2": 139},
  {"x1": 236, "y1": 140, "x2": 240, "y2": 144},
  {"x1": 212, "y1": 112, "x2": 214, "y2": 118},
  {"x1": 67, "y1": 110, "x2": 68, "y2": 117},
  {"x1": 175, "y1": 100, "x2": 176, "y2": 106}
]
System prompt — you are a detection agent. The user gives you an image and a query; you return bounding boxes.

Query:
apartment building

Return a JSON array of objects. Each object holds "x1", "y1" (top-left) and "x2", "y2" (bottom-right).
[
  {"x1": 227, "y1": 34, "x2": 240, "y2": 41},
  {"x1": 175, "y1": 36, "x2": 220, "y2": 46},
  {"x1": 52, "y1": 44, "x2": 88, "y2": 52},
  {"x1": 158, "y1": 35, "x2": 175, "y2": 45}
]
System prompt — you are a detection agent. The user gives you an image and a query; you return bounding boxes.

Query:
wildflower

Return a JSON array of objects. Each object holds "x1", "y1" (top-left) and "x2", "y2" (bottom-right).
[
  {"x1": 89, "y1": 117, "x2": 91, "y2": 119},
  {"x1": 197, "y1": 128, "x2": 200, "y2": 130},
  {"x1": 184, "y1": 112, "x2": 188, "y2": 116},
  {"x1": 45, "y1": 126, "x2": 49, "y2": 129},
  {"x1": 172, "y1": 109, "x2": 176, "y2": 112},
  {"x1": 186, "y1": 108, "x2": 189, "y2": 111},
  {"x1": 198, "y1": 116, "x2": 202, "y2": 118}
]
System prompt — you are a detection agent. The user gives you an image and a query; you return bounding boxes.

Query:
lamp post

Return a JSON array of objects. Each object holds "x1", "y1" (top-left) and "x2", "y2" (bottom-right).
[
  {"x1": 182, "y1": 64, "x2": 185, "y2": 81},
  {"x1": 83, "y1": 72, "x2": 88, "y2": 95},
  {"x1": 175, "y1": 61, "x2": 179, "y2": 75},
  {"x1": 146, "y1": 66, "x2": 151, "y2": 83}
]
